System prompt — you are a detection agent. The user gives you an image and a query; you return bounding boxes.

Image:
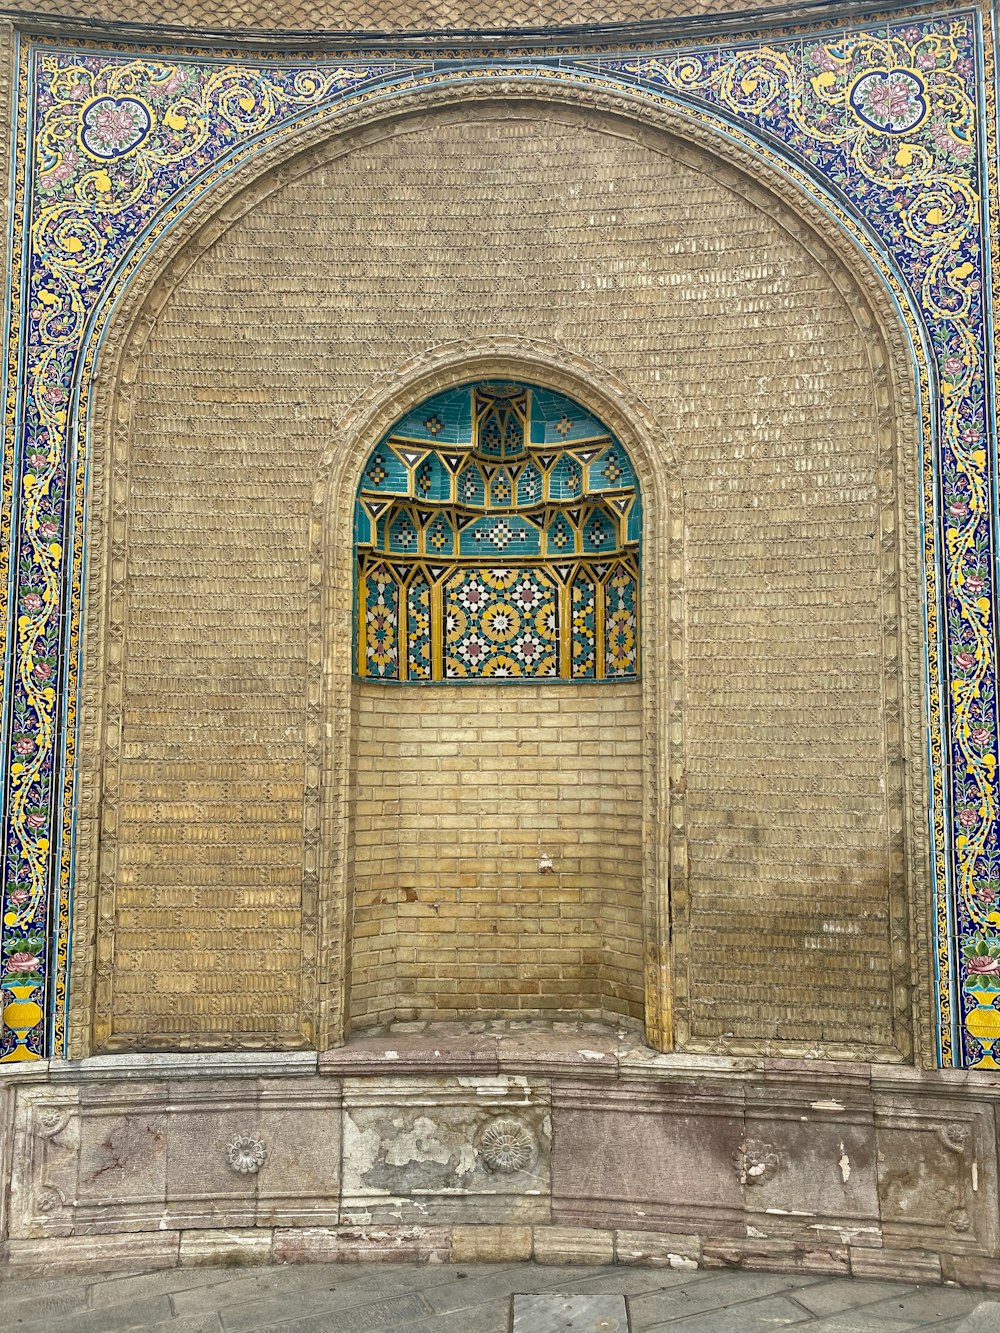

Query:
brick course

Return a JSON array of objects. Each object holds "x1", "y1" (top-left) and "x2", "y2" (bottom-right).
[{"x1": 350, "y1": 681, "x2": 644, "y2": 1025}]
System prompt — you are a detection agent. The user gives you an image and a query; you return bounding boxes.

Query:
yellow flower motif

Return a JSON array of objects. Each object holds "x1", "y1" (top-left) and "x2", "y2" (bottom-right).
[
  {"x1": 535, "y1": 606, "x2": 557, "y2": 639},
  {"x1": 482, "y1": 602, "x2": 520, "y2": 642},
  {"x1": 482, "y1": 654, "x2": 522, "y2": 677},
  {"x1": 482, "y1": 568, "x2": 518, "y2": 591},
  {"x1": 445, "y1": 606, "x2": 468, "y2": 642}
]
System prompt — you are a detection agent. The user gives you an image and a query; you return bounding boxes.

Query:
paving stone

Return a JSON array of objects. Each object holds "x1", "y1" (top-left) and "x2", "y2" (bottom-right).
[
  {"x1": 41, "y1": 1295, "x2": 177, "y2": 1333},
  {"x1": 312, "y1": 1306, "x2": 510, "y2": 1333},
  {"x1": 120, "y1": 1317, "x2": 224, "y2": 1333},
  {"x1": 421, "y1": 1266, "x2": 543, "y2": 1314},
  {"x1": 954, "y1": 1304, "x2": 1000, "y2": 1332},
  {"x1": 239, "y1": 1290, "x2": 432, "y2": 1333},
  {"x1": 512, "y1": 1293, "x2": 629, "y2": 1331},
  {"x1": 0, "y1": 1274, "x2": 115, "y2": 1301},
  {"x1": 641, "y1": 1293, "x2": 813, "y2": 1331},
  {"x1": 217, "y1": 1273, "x2": 447, "y2": 1332},
  {"x1": 169, "y1": 1264, "x2": 372, "y2": 1315},
  {"x1": 0, "y1": 1293, "x2": 91, "y2": 1330},
  {"x1": 88, "y1": 1268, "x2": 259, "y2": 1307},
  {"x1": 2, "y1": 1259, "x2": 997, "y2": 1332},
  {"x1": 793, "y1": 1279, "x2": 919, "y2": 1317},
  {"x1": 628, "y1": 1271, "x2": 821, "y2": 1324},
  {"x1": 796, "y1": 1315, "x2": 927, "y2": 1333},
  {"x1": 851, "y1": 1289, "x2": 984, "y2": 1325},
  {"x1": 530, "y1": 1268, "x2": 702, "y2": 1298}
]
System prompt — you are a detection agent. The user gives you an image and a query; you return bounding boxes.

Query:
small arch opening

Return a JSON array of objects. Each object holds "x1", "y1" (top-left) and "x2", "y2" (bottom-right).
[{"x1": 348, "y1": 379, "x2": 646, "y2": 1030}]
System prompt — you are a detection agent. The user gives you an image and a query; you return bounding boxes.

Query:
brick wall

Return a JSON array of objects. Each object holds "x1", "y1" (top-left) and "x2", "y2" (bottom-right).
[
  {"x1": 98, "y1": 107, "x2": 902, "y2": 1053},
  {"x1": 350, "y1": 681, "x2": 644, "y2": 1026}
]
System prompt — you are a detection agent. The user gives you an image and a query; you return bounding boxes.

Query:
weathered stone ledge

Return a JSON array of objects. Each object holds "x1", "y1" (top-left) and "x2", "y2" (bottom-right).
[{"x1": 5, "y1": 1222, "x2": 1000, "y2": 1291}]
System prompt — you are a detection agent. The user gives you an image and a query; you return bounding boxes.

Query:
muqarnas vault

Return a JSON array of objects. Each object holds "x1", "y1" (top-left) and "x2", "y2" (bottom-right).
[{"x1": 355, "y1": 381, "x2": 641, "y2": 682}]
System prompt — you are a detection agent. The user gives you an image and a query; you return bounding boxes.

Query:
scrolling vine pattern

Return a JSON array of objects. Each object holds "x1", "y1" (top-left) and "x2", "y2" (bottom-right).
[{"x1": 0, "y1": 13, "x2": 993, "y2": 1063}]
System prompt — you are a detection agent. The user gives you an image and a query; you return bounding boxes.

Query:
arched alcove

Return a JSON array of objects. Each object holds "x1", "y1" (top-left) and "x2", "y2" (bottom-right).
[
  {"x1": 347, "y1": 378, "x2": 645, "y2": 1028},
  {"x1": 72, "y1": 94, "x2": 924, "y2": 1064}
]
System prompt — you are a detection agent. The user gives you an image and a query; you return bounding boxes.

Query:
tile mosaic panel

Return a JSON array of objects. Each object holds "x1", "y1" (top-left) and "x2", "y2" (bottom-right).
[
  {"x1": 0, "y1": 7, "x2": 995, "y2": 1063},
  {"x1": 355, "y1": 382, "x2": 641, "y2": 684}
]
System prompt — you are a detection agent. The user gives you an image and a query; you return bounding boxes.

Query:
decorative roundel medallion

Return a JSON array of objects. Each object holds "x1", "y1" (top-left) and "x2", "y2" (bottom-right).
[
  {"x1": 478, "y1": 1117, "x2": 536, "y2": 1173},
  {"x1": 227, "y1": 1134, "x2": 267, "y2": 1175},
  {"x1": 80, "y1": 96, "x2": 152, "y2": 159},
  {"x1": 848, "y1": 69, "x2": 928, "y2": 134}
]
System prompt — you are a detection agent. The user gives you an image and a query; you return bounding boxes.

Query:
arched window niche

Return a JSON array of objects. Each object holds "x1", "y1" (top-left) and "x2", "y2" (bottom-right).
[
  {"x1": 354, "y1": 381, "x2": 641, "y2": 683},
  {"x1": 349, "y1": 380, "x2": 646, "y2": 1033}
]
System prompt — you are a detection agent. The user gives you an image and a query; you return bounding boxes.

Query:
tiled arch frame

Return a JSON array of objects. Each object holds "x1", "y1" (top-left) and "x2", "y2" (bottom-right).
[{"x1": 68, "y1": 84, "x2": 928, "y2": 1062}]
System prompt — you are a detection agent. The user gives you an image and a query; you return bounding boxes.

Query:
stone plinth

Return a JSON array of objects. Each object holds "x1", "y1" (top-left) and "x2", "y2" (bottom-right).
[{"x1": 2, "y1": 1023, "x2": 1000, "y2": 1287}]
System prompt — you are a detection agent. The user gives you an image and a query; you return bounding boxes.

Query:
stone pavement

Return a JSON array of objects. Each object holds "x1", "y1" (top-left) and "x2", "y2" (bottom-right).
[{"x1": 1, "y1": 1261, "x2": 999, "y2": 1333}]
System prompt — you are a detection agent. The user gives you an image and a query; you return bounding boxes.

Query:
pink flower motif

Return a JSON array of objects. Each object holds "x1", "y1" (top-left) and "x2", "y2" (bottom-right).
[
  {"x1": 961, "y1": 427, "x2": 983, "y2": 445},
  {"x1": 971, "y1": 728, "x2": 991, "y2": 746},
  {"x1": 5, "y1": 952, "x2": 40, "y2": 973},
  {"x1": 859, "y1": 72, "x2": 923, "y2": 128},
  {"x1": 949, "y1": 501, "x2": 969, "y2": 518},
  {"x1": 14, "y1": 738, "x2": 35, "y2": 755},
  {"x1": 22, "y1": 593, "x2": 42, "y2": 611},
  {"x1": 967, "y1": 955, "x2": 1000, "y2": 975},
  {"x1": 68, "y1": 84, "x2": 86, "y2": 101},
  {"x1": 810, "y1": 48, "x2": 838, "y2": 72},
  {"x1": 8, "y1": 889, "x2": 29, "y2": 907},
  {"x1": 458, "y1": 581, "x2": 487, "y2": 612},
  {"x1": 32, "y1": 662, "x2": 52, "y2": 682},
  {"x1": 38, "y1": 521, "x2": 57, "y2": 539},
  {"x1": 959, "y1": 808, "x2": 979, "y2": 828},
  {"x1": 25, "y1": 812, "x2": 46, "y2": 830},
  {"x1": 943, "y1": 357, "x2": 964, "y2": 375},
  {"x1": 955, "y1": 652, "x2": 977, "y2": 671},
  {"x1": 94, "y1": 104, "x2": 138, "y2": 150},
  {"x1": 965, "y1": 576, "x2": 986, "y2": 594}
]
